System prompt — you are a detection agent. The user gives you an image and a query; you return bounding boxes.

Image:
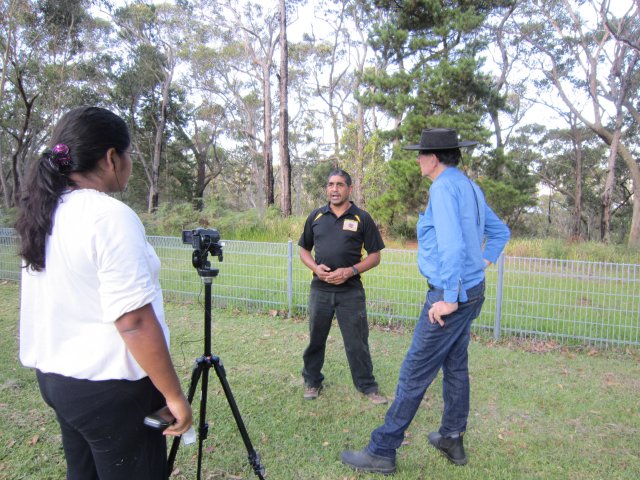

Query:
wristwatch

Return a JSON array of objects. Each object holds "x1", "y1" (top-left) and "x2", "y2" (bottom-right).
[{"x1": 351, "y1": 266, "x2": 359, "y2": 276}]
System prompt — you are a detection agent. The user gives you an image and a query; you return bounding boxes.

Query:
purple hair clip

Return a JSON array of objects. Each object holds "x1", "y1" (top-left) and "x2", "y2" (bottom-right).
[{"x1": 47, "y1": 143, "x2": 73, "y2": 169}]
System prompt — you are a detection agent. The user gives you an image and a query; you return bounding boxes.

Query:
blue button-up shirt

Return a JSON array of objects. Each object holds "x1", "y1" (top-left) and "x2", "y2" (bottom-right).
[{"x1": 417, "y1": 167, "x2": 510, "y2": 303}]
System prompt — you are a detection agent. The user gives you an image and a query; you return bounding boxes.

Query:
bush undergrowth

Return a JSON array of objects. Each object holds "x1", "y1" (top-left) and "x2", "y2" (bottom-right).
[
  {"x1": 137, "y1": 204, "x2": 640, "y2": 264},
  {"x1": 4, "y1": 200, "x2": 635, "y2": 262}
]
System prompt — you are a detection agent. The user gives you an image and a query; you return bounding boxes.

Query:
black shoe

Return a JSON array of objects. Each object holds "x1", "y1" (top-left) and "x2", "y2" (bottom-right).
[
  {"x1": 340, "y1": 448, "x2": 396, "y2": 475},
  {"x1": 428, "y1": 431, "x2": 467, "y2": 466},
  {"x1": 303, "y1": 385, "x2": 322, "y2": 400}
]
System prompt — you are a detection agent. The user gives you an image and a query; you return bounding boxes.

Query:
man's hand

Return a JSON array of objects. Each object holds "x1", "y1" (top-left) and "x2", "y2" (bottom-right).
[
  {"x1": 428, "y1": 301, "x2": 458, "y2": 327},
  {"x1": 324, "y1": 267, "x2": 353, "y2": 285},
  {"x1": 314, "y1": 264, "x2": 332, "y2": 282}
]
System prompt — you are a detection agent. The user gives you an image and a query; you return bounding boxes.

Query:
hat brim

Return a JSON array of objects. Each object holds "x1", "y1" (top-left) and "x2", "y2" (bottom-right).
[{"x1": 402, "y1": 140, "x2": 478, "y2": 151}]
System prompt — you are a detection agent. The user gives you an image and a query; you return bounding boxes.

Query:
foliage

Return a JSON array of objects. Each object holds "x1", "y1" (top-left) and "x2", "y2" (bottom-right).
[
  {"x1": 303, "y1": 160, "x2": 335, "y2": 207},
  {"x1": 139, "y1": 202, "x2": 203, "y2": 236},
  {"x1": 503, "y1": 237, "x2": 640, "y2": 264},
  {"x1": 476, "y1": 176, "x2": 535, "y2": 230},
  {"x1": 358, "y1": 0, "x2": 512, "y2": 228},
  {"x1": 0, "y1": 0, "x2": 111, "y2": 205},
  {"x1": 1, "y1": 0, "x2": 638, "y2": 245},
  {"x1": 0, "y1": 207, "x2": 17, "y2": 228},
  {"x1": 367, "y1": 149, "x2": 427, "y2": 237},
  {"x1": 140, "y1": 202, "x2": 304, "y2": 241}
]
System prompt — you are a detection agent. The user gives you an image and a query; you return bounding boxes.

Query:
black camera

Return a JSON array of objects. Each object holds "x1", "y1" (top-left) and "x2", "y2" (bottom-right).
[{"x1": 182, "y1": 228, "x2": 223, "y2": 272}]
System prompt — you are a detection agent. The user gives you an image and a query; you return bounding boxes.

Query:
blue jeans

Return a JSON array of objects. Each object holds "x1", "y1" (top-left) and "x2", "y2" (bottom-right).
[{"x1": 367, "y1": 281, "x2": 485, "y2": 460}]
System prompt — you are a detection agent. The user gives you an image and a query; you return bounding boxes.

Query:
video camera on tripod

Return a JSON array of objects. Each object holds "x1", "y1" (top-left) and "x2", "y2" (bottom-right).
[
  {"x1": 182, "y1": 228, "x2": 223, "y2": 275},
  {"x1": 171, "y1": 227, "x2": 265, "y2": 480}
]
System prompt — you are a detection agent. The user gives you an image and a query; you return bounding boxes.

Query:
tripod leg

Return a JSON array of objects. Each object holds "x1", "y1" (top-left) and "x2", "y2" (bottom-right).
[
  {"x1": 195, "y1": 359, "x2": 211, "y2": 480},
  {"x1": 167, "y1": 357, "x2": 206, "y2": 477},
  {"x1": 211, "y1": 356, "x2": 266, "y2": 480}
]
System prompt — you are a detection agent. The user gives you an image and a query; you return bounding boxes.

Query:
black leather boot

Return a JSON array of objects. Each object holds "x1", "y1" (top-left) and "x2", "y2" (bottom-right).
[
  {"x1": 428, "y1": 431, "x2": 467, "y2": 466},
  {"x1": 340, "y1": 448, "x2": 396, "y2": 474}
]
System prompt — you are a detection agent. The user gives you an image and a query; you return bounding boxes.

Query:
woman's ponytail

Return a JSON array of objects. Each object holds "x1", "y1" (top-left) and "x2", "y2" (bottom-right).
[{"x1": 15, "y1": 150, "x2": 71, "y2": 271}]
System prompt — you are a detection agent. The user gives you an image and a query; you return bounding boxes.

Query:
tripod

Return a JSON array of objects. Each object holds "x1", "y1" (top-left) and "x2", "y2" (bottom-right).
[{"x1": 167, "y1": 266, "x2": 265, "y2": 480}]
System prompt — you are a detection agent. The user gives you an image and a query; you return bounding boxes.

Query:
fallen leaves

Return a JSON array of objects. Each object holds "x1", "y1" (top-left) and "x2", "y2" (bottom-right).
[{"x1": 497, "y1": 428, "x2": 515, "y2": 441}]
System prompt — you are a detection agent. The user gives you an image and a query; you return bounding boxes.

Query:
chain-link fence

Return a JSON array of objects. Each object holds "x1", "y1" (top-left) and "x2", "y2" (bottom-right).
[{"x1": 1, "y1": 229, "x2": 638, "y2": 347}]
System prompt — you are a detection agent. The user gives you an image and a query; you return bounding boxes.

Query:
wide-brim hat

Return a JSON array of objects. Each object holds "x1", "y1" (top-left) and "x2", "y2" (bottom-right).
[{"x1": 402, "y1": 128, "x2": 478, "y2": 151}]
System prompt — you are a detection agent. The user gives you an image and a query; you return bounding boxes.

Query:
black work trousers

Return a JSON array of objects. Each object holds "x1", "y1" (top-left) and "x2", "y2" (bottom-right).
[
  {"x1": 302, "y1": 286, "x2": 379, "y2": 394},
  {"x1": 36, "y1": 370, "x2": 167, "y2": 480}
]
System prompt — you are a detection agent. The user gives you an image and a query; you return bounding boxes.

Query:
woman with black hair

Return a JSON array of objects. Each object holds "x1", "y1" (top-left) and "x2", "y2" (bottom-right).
[{"x1": 16, "y1": 106, "x2": 192, "y2": 479}]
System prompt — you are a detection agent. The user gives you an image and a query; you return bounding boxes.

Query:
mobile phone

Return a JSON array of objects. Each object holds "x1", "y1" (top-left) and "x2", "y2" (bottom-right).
[{"x1": 144, "y1": 406, "x2": 176, "y2": 431}]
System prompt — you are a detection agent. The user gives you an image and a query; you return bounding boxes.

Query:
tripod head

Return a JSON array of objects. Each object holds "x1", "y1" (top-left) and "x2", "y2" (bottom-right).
[{"x1": 182, "y1": 228, "x2": 223, "y2": 277}]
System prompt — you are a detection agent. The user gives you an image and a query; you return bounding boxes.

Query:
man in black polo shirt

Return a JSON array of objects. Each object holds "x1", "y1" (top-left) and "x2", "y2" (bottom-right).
[{"x1": 298, "y1": 169, "x2": 387, "y2": 405}]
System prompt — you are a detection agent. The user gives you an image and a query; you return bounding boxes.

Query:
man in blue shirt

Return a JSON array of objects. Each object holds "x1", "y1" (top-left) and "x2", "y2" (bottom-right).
[{"x1": 341, "y1": 128, "x2": 510, "y2": 474}]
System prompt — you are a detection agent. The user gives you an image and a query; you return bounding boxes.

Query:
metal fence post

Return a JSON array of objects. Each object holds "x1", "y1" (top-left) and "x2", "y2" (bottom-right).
[
  {"x1": 287, "y1": 240, "x2": 293, "y2": 318},
  {"x1": 494, "y1": 252, "x2": 505, "y2": 340}
]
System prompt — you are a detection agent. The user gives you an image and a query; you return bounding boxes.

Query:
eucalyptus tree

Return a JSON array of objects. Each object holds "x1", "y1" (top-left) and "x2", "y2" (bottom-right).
[
  {"x1": 111, "y1": 1, "x2": 188, "y2": 212},
  {"x1": 482, "y1": 0, "x2": 536, "y2": 193},
  {"x1": 216, "y1": 0, "x2": 280, "y2": 207},
  {"x1": 510, "y1": 0, "x2": 640, "y2": 245},
  {"x1": 303, "y1": 1, "x2": 353, "y2": 159},
  {"x1": 0, "y1": 0, "x2": 106, "y2": 209},
  {"x1": 278, "y1": 0, "x2": 292, "y2": 216},
  {"x1": 298, "y1": 0, "x2": 385, "y2": 208},
  {"x1": 346, "y1": 0, "x2": 386, "y2": 208},
  {"x1": 535, "y1": 120, "x2": 609, "y2": 240},
  {"x1": 172, "y1": 102, "x2": 225, "y2": 210},
  {"x1": 183, "y1": 1, "x2": 268, "y2": 211},
  {"x1": 286, "y1": 35, "x2": 329, "y2": 213},
  {"x1": 332, "y1": 0, "x2": 389, "y2": 208}
]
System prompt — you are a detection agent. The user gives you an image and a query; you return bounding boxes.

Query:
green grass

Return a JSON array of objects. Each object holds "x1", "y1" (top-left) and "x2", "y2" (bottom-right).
[{"x1": 1, "y1": 281, "x2": 639, "y2": 479}]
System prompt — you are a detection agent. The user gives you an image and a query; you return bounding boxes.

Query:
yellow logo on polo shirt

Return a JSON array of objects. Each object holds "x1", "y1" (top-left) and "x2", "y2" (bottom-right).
[{"x1": 343, "y1": 219, "x2": 358, "y2": 231}]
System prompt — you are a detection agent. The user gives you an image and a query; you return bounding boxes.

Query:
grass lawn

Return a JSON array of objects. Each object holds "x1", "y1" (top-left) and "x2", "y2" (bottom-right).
[{"x1": 0, "y1": 280, "x2": 638, "y2": 479}]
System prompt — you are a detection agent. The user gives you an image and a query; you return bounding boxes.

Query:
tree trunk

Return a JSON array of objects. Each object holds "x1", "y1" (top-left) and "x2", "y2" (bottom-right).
[
  {"x1": 242, "y1": 105, "x2": 265, "y2": 213},
  {"x1": 630, "y1": 188, "x2": 640, "y2": 247},
  {"x1": 195, "y1": 150, "x2": 206, "y2": 210},
  {"x1": 263, "y1": 66, "x2": 274, "y2": 206},
  {"x1": 572, "y1": 147, "x2": 583, "y2": 240},
  {"x1": 11, "y1": 72, "x2": 37, "y2": 207},
  {"x1": 600, "y1": 131, "x2": 619, "y2": 243},
  {"x1": 0, "y1": 11, "x2": 13, "y2": 209},
  {"x1": 569, "y1": 119, "x2": 583, "y2": 240},
  {"x1": 278, "y1": 0, "x2": 291, "y2": 216},
  {"x1": 353, "y1": 101, "x2": 365, "y2": 207},
  {"x1": 148, "y1": 56, "x2": 174, "y2": 213}
]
